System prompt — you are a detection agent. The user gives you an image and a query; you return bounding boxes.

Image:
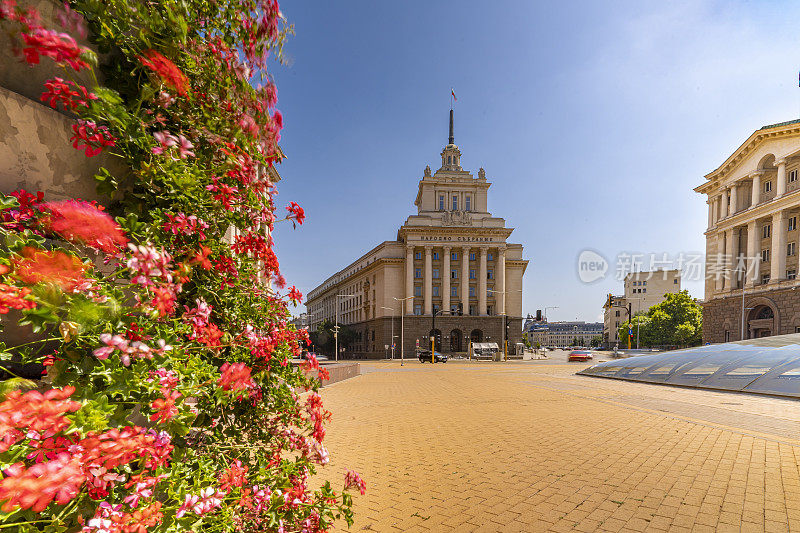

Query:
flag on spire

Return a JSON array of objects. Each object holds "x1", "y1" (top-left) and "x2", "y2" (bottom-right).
[{"x1": 451, "y1": 89, "x2": 457, "y2": 101}]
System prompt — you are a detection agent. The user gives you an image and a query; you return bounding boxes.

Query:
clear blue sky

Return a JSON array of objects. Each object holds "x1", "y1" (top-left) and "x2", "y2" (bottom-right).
[{"x1": 270, "y1": 0, "x2": 800, "y2": 322}]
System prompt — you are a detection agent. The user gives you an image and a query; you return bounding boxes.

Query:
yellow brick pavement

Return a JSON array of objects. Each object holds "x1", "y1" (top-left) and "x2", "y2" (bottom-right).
[{"x1": 316, "y1": 361, "x2": 800, "y2": 532}]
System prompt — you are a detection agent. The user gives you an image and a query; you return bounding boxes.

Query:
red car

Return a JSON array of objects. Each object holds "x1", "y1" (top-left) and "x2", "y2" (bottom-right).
[{"x1": 568, "y1": 350, "x2": 593, "y2": 362}]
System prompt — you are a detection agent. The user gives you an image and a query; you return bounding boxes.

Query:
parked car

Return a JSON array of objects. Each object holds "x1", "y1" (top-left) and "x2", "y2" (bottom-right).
[
  {"x1": 568, "y1": 350, "x2": 593, "y2": 362},
  {"x1": 417, "y1": 349, "x2": 447, "y2": 363}
]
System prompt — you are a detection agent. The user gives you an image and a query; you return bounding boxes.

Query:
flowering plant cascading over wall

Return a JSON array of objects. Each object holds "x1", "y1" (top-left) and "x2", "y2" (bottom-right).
[{"x1": 0, "y1": 1, "x2": 363, "y2": 532}]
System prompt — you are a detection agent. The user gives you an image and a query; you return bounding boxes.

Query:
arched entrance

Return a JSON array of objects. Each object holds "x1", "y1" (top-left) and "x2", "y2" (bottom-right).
[
  {"x1": 428, "y1": 329, "x2": 442, "y2": 351},
  {"x1": 470, "y1": 329, "x2": 483, "y2": 343},
  {"x1": 748, "y1": 305, "x2": 775, "y2": 338},
  {"x1": 450, "y1": 329, "x2": 462, "y2": 352}
]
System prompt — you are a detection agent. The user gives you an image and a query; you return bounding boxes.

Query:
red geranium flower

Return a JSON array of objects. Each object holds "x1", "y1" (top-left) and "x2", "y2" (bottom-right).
[
  {"x1": 13, "y1": 247, "x2": 87, "y2": 291},
  {"x1": 40, "y1": 200, "x2": 127, "y2": 252},
  {"x1": 139, "y1": 49, "x2": 189, "y2": 97}
]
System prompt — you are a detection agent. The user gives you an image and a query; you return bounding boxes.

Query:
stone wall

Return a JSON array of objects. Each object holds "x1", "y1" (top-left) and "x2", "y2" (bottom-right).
[{"x1": 702, "y1": 286, "x2": 800, "y2": 343}]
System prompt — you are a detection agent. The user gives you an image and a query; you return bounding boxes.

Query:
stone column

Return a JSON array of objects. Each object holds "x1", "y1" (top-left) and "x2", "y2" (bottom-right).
[
  {"x1": 714, "y1": 232, "x2": 725, "y2": 292},
  {"x1": 707, "y1": 198, "x2": 714, "y2": 228},
  {"x1": 478, "y1": 247, "x2": 488, "y2": 315},
  {"x1": 771, "y1": 211, "x2": 787, "y2": 282},
  {"x1": 424, "y1": 246, "x2": 432, "y2": 315},
  {"x1": 777, "y1": 159, "x2": 787, "y2": 198},
  {"x1": 461, "y1": 247, "x2": 470, "y2": 314},
  {"x1": 730, "y1": 228, "x2": 740, "y2": 289},
  {"x1": 723, "y1": 229, "x2": 735, "y2": 290},
  {"x1": 746, "y1": 221, "x2": 758, "y2": 287},
  {"x1": 497, "y1": 247, "x2": 506, "y2": 316},
  {"x1": 751, "y1": 174, "x2": 761, "y2": 206},
  {"x1": 722, "y1": 190, "x2": 729, "y2": 218},
  {"x1": 729, "y1": 184, "x2": 738, "y2": 215},
  {"x1": 405, "y1": 245, "x2": 414, "y2": 314},
  {"x1": 442, "y1": 245, "x2": 451, "y2": 315}
]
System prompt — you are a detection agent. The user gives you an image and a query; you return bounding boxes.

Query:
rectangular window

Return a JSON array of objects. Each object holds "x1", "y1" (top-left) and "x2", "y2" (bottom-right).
[
  {"x1": 469, "y1": 269, "x2": 477, "y2": 280},
  {"x1": 452, "y1": 195, "x2": 458, "y2": 210},
  {"x1": 451, "y1": 269, "x2": 458, "y2": 279},
  {"x1": 414, "y1": 304, "x2": 422, "y2": 316},
  {"x1": 791, "y1": 169, "x2": 798, "y2": 183},
  {"x1": 432, "y1": 304, "x2": 439, "y2": 315},
  {"x1": 762, "y1": 274, "x2": 771, "y2": 284},
  {"x1": 763, "y1": 224, "x2": 771, "y2": 239},
  {"x1": 465, "y1": 196, "x2": 471, "y2": 211},
  {"x1": 415, "y1": 268, "x2": 422, "y2": 279},
  {"x1": 451, "y1": 285, "x2": 458, "y2": 297},
  {"x1": 488, "y1": 253, "x2": 494, "y2": 261},
  {"x1": 762, "y1": 249, "x2": 770, "y2": 263},
  {"x1": 487, "y1": 269, "x2": 494, "y2": 280},
  {"x1": 415, "y1": 251, "x2": 422, "y2": 260},
  {"x1": 414, "y1": 285, "x2": 422, "y2": 297},
  {"x1": 788, "y1": 269, "x2": 797, "y2": 280},
  {"x1": 451, "y1": 252, "x2": 458, "y2": 261},
  {"x1": 765, "y1": 181, "x2": 772, "y2": 193},
  {"x1": 674, "y1": 279, "x2": 678, "y2": 284},
  {"x1": 451, "y1": 304, "x2": 460, "y2": 315},
  {"x1": 643, "y1": 288, "x2": 647, "y2": 293},
  {"x1": 487, "y1": 305, "x2": 493, "y2": 316},
  {"x1": 469, "y1": 305, "x2": 476, "y2": 316},
  {"x1": 432, "y1": 286, "x2": 439, "y2": 297},
  {"x1": 643, "y1": 281, "x2": 647, "y2": 286},
  {"x1": 432, "y1": 252, "x2": 439, "y2": 260},
  {"x1": 790, "y1": 217, "x2": 797, "y2": 231},
  {"x1": 438, "y1": 195, "x2": 445, "y2": 210},
  {"x1": 433, "y1": 268, "x2": 440, "y2": 279},
  {"x1": 789, "y1": 242, "x2": 796, "y2": 257},
  {"x1": 469, "y1": 252, "x2": 476, "y2": 261},
  {"x1": 469, "y1": 286, "x2": 476, "y2": 297}
]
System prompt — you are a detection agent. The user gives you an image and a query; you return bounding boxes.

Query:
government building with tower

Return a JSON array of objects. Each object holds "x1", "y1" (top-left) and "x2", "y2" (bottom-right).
[{"x1": 306, "y1": 111, "x2": 528, "y2": 359}]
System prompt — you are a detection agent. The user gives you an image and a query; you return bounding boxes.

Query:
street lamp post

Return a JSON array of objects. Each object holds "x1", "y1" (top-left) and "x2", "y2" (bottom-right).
[
  {"x1": 430, "y1": 308, "x2": 450, "y2": 363},
  {"x1": 335, "y1": 293, "x2": 357, "y2": 362},
  {"x1": 543, "y1": 306, "x2": 559, "y2": 322},
  {"x1": 380, "y1": 306, "x2": 395, "y2": 360},
  {"x1": 393, "y1": 296, "x2": 414, "y2": 366}
]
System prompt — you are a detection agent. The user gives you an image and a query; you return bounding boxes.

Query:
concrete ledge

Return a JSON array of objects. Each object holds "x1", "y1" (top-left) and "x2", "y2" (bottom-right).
[{"x1": 316, "y1": 362, "x2": 360, "y2": 387}]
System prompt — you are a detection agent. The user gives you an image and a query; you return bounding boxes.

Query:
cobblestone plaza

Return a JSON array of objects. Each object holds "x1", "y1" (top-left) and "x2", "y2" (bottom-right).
[{"x1": 318, "y1": 359, "x2": 800, "y2": 532}]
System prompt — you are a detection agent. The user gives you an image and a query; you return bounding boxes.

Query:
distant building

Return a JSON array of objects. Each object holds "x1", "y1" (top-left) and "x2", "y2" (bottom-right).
[
  {"x1": 290, "y1": 313, "x2": 309, "y2": 330},
  {"x1": 696, "y1": 119, "x2": 800, "y2": 342},
  {"x1": 305, "y1": 110, "x2": 528, "y2": 358},
  {"x1": 526, "y1": 321, "x2": 602, "y2": 348},
  {"x1": 603, "y1": 269, "x2": 681, "y2": 346}
]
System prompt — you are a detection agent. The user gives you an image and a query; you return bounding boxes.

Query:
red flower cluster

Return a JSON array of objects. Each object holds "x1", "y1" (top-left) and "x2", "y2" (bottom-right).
[
  {"x1": 0, "y1": 270, "x2": 36, "y2": 314},
  {"x1": 218, "y1": 362, "x2": 254, "y2": 391},
  {"x1": 70, "y1": 120, "x2": 116, "y2": 157},
  {"x1": 40, "y1": 200, "x2": 128, "y2": 252},
  {"x1": 41, "y1": 77, "x2": 96, "y2": 111},
  {"x1": 0, "y1": 386, "x2": 80, "y2": 453},
  {"x1": 150, "y1": 389, "x2": 181, "y2": 424},
  {"x1": 139, "y1": 49, "x2": 190, "y2": 97},
  {"x1": 163, "y1": 212, "x2": 209, "y2": 240},
  {"x1": 13, "y1": 247, "x2": 87, "y2": 291},
  {"x1": 1, "y1": 189, "x2": 43, "y2": 232},
  {"x1": 218, "y1": 459, "x2": 248, "y2": 492},
  {"x1": 287, "y1": 285, "x2": 302, "y2": 303},
  {"x1": 286, "y1": 201, "x2": 305, "y2": 226},
  {"x1": 344, "y1": 470, "x2": 367, "y2": 496},
  {"x1": 22, "y1": 27, "x2": 89, "y2": 71},
  {"x1": 0, "y1": 453, "x2": 82, "y2": 512}
]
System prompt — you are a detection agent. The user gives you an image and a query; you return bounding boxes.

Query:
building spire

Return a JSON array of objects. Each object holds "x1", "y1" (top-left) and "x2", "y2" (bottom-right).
[{"x1": 449, "y1": 109, "x2": 454, "y2": 145}]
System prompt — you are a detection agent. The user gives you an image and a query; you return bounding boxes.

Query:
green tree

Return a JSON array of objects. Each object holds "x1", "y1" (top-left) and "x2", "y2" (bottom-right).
[
  {"x1": 310, "y1": 319, "x2": 357, "y2": 356},
  {"x1": 590, "y1": 335, "x2": 602, "y2": 348},
  {"x1": 617, "y1": 291, "x2": 702, "y2": 348}
]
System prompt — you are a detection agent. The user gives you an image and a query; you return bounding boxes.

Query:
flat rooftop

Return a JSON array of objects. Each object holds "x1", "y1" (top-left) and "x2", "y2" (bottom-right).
[{"x1": 316, "y1": 357, "x2": 800, "y2": 532}]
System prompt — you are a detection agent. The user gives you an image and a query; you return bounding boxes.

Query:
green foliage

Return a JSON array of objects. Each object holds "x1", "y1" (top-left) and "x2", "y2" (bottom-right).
[{"x1": 616, "y1": 291, "x2": 702, "y2": 347}]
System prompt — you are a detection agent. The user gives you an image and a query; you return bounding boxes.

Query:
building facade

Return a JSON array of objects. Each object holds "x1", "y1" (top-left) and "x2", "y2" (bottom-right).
[
  {"x1": 602, "y1": 269, "x2": 681, "y2": 346},
  {"x1": 696, "y1": 120, "x2": 800, "y2": 343},
  {"x1": 306, "y1": 111, "x2": 528, "y2": 358},
  {"x1": 526, "y1": 321, "x2": 603, "y2": 348}
]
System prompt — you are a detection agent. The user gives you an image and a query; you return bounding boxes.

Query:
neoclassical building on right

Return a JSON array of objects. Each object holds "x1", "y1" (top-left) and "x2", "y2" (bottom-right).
[{"x1": 696, "y1": 119, "x2": 800, "y2": 342}]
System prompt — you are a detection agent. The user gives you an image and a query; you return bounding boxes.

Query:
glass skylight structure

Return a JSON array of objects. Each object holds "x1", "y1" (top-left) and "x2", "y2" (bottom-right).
[{"x1": 577, "y1": 333, "x2": 800, "y2": 398}]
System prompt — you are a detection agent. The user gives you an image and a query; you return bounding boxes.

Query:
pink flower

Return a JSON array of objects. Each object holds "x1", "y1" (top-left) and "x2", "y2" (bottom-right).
[
  {"x1": 177, "y1": 135, "x2": 195, "y2": 159},
  {"x1": 152, "y1": 131, "x2": 177, "y2": 155},
  {"x1": 344, "y1": 470, "x2": 366, "y2": 495},
  {"x1": 176, "y1": 487, "x2": 224, "y2": 518}
]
